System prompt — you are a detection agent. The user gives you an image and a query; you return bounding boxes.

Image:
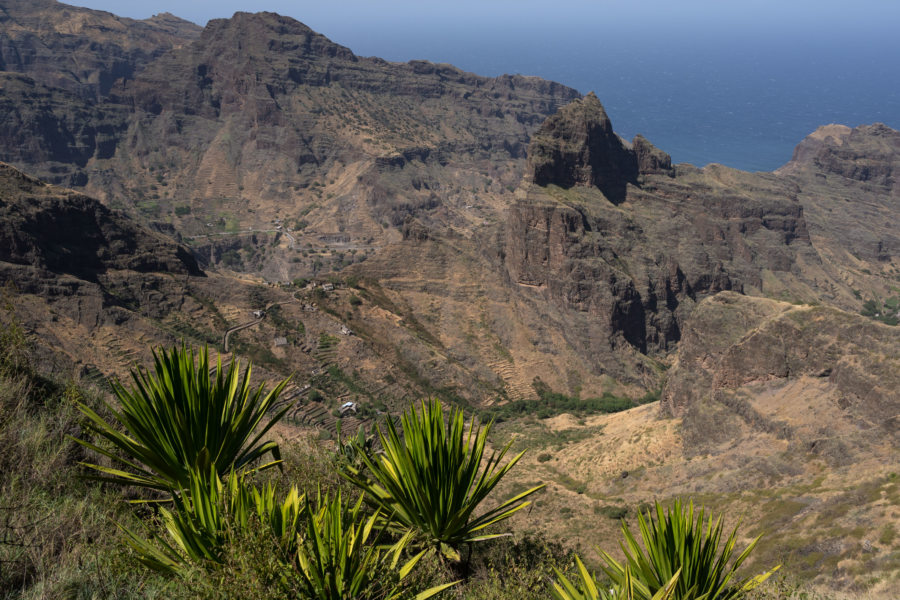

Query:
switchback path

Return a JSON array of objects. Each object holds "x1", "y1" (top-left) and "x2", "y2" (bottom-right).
[{"x1": 222, "y1": 299, "x2": 298, "y2": 352}]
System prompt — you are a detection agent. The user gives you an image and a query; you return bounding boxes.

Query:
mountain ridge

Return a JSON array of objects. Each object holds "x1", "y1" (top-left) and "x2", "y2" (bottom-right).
[
  {"x1": 1, "y1": 3, "x2": 899, "y2": 592},
  {"x1": 1, "y1": 1, "x2": 897, "y2": 398}
]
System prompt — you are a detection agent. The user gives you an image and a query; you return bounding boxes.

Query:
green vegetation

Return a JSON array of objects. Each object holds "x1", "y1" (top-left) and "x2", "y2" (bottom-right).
[
  {"x1": 0, "y1": 323, "x2": 796, "y2": 599},
  {"x1": 293, "y1": 493, "x2": 455, "y2": 600},
  {"x1": 481, "y1": 379, "x2": 647, "y2": 422},
  {"x1": 860, "y1": 296, "x2": 899, "y2": 325},
  {"x1": 598, "y1": 500, "x2": 779, "y2": 600},
  {"x1": 596, "y1": 504, "x2": 629, "y2": 520},
  {"x1": 74, "y1": 345, "x2": 290, "y2": 494},
  {"x1": 0, "y1": 311, "x2": 179, "y2": 596},
  {"x1": 121, "y1": 467, "x2": 305, "y2": 575},
  {"x1": 552, "y1": 560, "x2": 679, "y2": 600},
  {"x1": 221, "y1": 248, "x2": 243, "y2": 267},
  {"x1": 267, "y1": 304, "x2": 305, "y2": 341},
  {"x1": 343, "y1": 399, "x2": 544, "y2": 563}
]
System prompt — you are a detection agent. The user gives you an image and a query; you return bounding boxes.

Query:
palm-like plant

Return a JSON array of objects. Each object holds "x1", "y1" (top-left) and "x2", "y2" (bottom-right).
[
  {"x1": 294, "y1": 492, "x2": 457, "y2": 600},
  {"x1": 74, "y1": 344, "x2": 290, "y2": 495},
  {"x1": 122, "y1": 464, "x2": 307, "y2": 575},
  {"x1": 342, "y1": 398, "x2": 544, "y2": 562},
  {"x1": 599, "y1": 500, "x2": 779, "y2": 600},
  {"x1": 552, "y1": 556, "x2": 679, "y2": 600},
  {"x1": 335, "y1": 422, "x2": 377, "y2": 468}
]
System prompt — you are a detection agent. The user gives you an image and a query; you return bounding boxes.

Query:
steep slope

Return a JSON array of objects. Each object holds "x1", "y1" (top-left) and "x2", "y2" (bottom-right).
[
  {"x1": 0, "y1": 164, "x2": 532, "y2": 420},
  {"x1": 98, "y1": 11, "x2": 578, "y2": 229},
  {"x1": 0, "y1": 3, "x2": 897, "y2": 403},
  {"x1": 0, "y1": 0, "x2": 200, "y2": 99},
  {"x1": 502, "y1": 93, "x2": 850, "y2": 384},
  {"x1": 0, "y1": 161, "x2": 201, "y2": 281},
  {"x1": 498, "y1": 292, "x2": 900, "y2": 593},
  {"x1": 0, "y1": 161, "x2": 211, "y2": 379},
  {"x1": 526, "y1": 92, "x2": 642, "y2": 202},
  {"x1": 776, "y1": 123, "x2": 900, "y2": 306}
]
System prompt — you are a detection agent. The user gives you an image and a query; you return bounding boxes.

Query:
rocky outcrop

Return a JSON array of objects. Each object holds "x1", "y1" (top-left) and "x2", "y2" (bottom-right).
[
  {"x1": 525, "y1": 93, "x2": 638, "y2": 203},
  {"x1": 779, "y1": 123, "x2": 900, "y2": 189},
  {"x1": 2, "y1": 1, "x2": 898, "y2": 401},
  {"x1": 661, "y1": 291, "x2": 900, "y2": 455},
  {"x1": 0, "y1": 73, "x2": 128, "y2": 187},
  {"x1": 525, "y1": 94, "x2": 674, "y2": 204},
  {"x1": 1, "y1": 5, "x2": 580, "y2": 220},
  {"x1": 0, "y1": 0, "x2": 200, "y2": 99},
  {"x1": 776, "y1": 123, "x2": 900, "y2": 288},
  {"x1": 508, "y1": 99, "x2": 819, "y2": 365},
  {"x1": 0, "y1": 163, "x2": 202, "y2": 281},
  {"x1": 632, "y1": 134, "x2": 673, "y2": 176}
]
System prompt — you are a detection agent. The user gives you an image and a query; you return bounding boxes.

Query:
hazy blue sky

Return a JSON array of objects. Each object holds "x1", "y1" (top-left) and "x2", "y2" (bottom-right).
[{"x1": 69, "y1": 1, "x2": 900, "y2": 39}]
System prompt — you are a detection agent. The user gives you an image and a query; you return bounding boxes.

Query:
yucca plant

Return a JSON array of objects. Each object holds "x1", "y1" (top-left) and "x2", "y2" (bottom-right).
[
  {"x1": 122, "y1": 462, "x2": 306, "y2": 575},
  {"x1": 74, "y1": 344, "x2": 290, "y2": 495},
  {"x1": 335, "y1": 421, "x2": 377, "y2": 468},
  {"x1": 599, "y1": 500, "x2": 779, "y2": 600},
  {"x1": 342, "y1": 398, "x2": 544, "y2": 562},
  {"x1": 294, "y1": 491, "x2": 457, "y2": 600},
  {"x1": 551, "y1": 556, "x2": 679, "y2": 600}
]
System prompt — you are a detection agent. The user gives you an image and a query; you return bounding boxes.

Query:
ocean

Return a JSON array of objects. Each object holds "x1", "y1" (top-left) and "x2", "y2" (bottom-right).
[{"x1": 316, "y1": 23, "x2": 900, "y2": 172}]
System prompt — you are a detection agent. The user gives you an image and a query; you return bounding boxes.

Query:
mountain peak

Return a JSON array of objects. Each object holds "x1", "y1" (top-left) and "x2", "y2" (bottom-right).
[
  {"x1": 525, "y1": 92, "x2": 638, "y2": 203},
  {"x1": 199, "y1": 11, "x2": 356, "y2": 61}
]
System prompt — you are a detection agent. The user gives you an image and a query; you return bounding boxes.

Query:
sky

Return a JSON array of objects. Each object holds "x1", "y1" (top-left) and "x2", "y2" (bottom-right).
[{"x1": 69, "y1": 0, "x2": 900, "y2": 41}]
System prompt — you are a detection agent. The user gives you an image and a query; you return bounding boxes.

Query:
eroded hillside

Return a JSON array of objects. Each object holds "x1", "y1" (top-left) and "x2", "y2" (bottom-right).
[{"x1": 1, "y1": 4, "x2": 900, "y2": 593}]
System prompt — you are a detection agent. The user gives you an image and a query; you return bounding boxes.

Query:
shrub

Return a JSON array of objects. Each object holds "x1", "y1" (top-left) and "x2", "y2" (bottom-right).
[
  {"x1": 293, "y1": 493, "x2": 456, "y2": 600},
  {"x1": 343, "y1": 399, "x2": 544, "y2": 562},
  {"x1": 597, "y1": 505, "x2": 629, "y2": 520},
  {"x1": 599, "y1": 500, "x2": 779, "y2": 600},
  {"x1": 74, "y1": 345, "x2": 291, "y2": 495},
  {"x1": 122, "y1": 466, "x2": 306, "y2": 575},
  {"x1": 552, "y1": 558, "x2": 679, "y2": 600}
]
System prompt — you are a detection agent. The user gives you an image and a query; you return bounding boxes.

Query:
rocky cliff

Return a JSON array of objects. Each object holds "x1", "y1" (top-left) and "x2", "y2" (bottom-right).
[
  {"x1": 662, "y1": 292, "x2": 900, "y2": 432},
  {"x1": 526, "y1": 93, "x2": 642, "y2": 203},
  {"x1": 0, "y1": 162, "x2": 201, "y2": 282},
  {"x1": 1, "y1": 2, "x2": 898, "y2": 401},
  {"x1": 506, "y1": 95, "x2": 828, "y2": 371},
  {"x1": 0, "y1": 0, "x2": 200, "y2": 99},
  {"x1": 775, "y1": 124, "x2": 900, "y2": 307}
]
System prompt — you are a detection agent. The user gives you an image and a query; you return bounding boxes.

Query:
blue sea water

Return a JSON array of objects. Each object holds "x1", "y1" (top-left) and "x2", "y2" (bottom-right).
[{"x1": 314, "y1": 22, "x2": 900, "y2": 172}]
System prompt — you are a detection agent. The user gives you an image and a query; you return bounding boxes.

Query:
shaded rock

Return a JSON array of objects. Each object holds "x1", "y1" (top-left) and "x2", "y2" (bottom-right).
[
  {"x1": 0, "y1": 162, "x2": 202, "y2": 280},
  {"x1": 525, "y1": 92, "x2": 638, "y2": 203},
  {"x1": 633, "y1": 134, "x2": 673, "y2": 176}
]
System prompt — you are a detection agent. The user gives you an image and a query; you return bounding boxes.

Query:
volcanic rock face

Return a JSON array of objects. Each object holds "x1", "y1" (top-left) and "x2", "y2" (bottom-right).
[
  {"x1": 507, "y1": 95, "x2": 822, "y2": 363},
  {"x1": 780, "y1": 123, "x2": 900, "y2": 189},
  {"x1": 526, "y1": 93, "x2": 639, "y2": 203},
  {"x1": 0, "y1": 5, "x2": 580, "y2": 230},
  {"x1": 0, "y1": 0, "x2": 200, "y2": 99},
  {"x1": 0, "y1": 1, "x2": 898, "y2": 400},
  {"x1": 0, "y1": 73, "x2": 127, "y2": 188},
  {"x1": 632, "y1": 134, "x2": 673, "y2": 175},
  {"x1": 0, "y1": 162, "x2": 202, "y2": 282},
  {"x1": 662, "y1": 291, "x2": 900, "y2": 456},
  {"x1": 776, "y1": 124, "x2": 900, "y2": 280}
]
